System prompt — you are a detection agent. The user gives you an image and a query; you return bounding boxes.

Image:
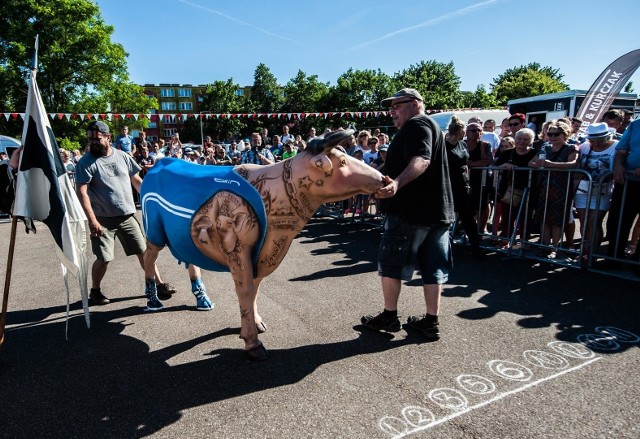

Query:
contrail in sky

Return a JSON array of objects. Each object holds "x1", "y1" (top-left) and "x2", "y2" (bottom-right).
[
  {"x1": 178, "y1": 0, "x2": 303, "y2": 46},
  {"x1": 351, "y1": 0, "x2": 502, "y2": 51}
]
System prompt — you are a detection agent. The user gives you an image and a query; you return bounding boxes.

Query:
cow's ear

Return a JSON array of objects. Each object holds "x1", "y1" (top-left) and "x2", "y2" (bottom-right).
[{"x1": 309, "y1": 152, "x2": 333, "y2": 177}]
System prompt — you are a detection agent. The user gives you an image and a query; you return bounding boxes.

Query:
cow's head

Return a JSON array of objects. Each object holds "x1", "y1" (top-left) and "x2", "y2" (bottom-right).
[{"x1": 299, "y1": 129, "x2": 384, "y2": 203}]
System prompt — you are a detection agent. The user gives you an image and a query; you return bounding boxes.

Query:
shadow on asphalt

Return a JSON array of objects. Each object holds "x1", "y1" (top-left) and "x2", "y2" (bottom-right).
[
  {"x1": 299, "y1": 219, "x2": 640, "y2": 357},
  {"x1": 0, "y1": 305, "x2": 414, "y2": 438},
  {"x1": 1, "y1": 218, "x2": 638, "y2": 437}
]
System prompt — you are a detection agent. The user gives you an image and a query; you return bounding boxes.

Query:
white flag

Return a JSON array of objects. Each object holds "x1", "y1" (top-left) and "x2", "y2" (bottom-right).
[{"x1": 13, "y1": 68, "x2": 90, "y2": 331}]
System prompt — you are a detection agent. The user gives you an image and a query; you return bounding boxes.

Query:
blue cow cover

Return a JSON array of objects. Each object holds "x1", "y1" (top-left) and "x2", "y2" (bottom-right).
[{"x1": 141, "y1": 158, "x2": 267, "y2": 275}]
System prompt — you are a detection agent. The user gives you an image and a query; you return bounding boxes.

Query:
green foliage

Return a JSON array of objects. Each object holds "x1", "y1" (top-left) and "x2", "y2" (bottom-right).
[
  {"x1": 324, "y1": 68, "x2": 395, "y2": 112},
  {"x1": 0, "y1": 0, "x2": 155, "y2": 141},
  {"x1": 624, "y1": 81, "x2": 634, "y2": 93},
  {"x1": 393, "y1": 61, "x2": 463, "y2": 109},
  {"x1": 460, "y1": 85, "x2": 500, "y2": 108},
  {"x1": 58, "y1": 137, "x2": 81, "y2": 152},
  {"x1": 490, "y1": 62, "x2": 569, "y2": 105},
  {"x1": 249, "y1": 63, "x2": 283, "y2": 113},
  {"x1": 190, "y1": 79, "x2": 247, "y2": 141}
]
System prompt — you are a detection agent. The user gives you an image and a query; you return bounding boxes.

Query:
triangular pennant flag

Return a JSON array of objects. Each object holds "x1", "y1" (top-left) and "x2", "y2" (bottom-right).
[
  {"x1": 133, "y1": 114, "x2": 139, "y2": 120},
  {"x1": 78, "y1": 114, "x2": 85, "y2": 121},
  {"x1": 3, "y1": 113, "x2": 10, "y2": 121},
  {"x1": 64, "y1": 113, "x2": 71, "y2": 121}
]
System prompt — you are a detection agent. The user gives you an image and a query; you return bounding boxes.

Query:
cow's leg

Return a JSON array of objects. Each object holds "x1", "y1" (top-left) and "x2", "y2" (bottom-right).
[
  {"x1": 231, "y1": 254, "x2": 267, "y2": 360},
  {"x1": 253, "y1": 277, "x2": 267, "y2": 333},
  {"x1": 142, "y1": 241, "x2": 164, "y2": 311}
]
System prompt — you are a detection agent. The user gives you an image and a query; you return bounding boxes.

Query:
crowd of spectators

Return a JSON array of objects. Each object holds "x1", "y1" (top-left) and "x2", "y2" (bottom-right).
[{"x1": 54, "y1": 112, "x2": 639, "y2": 276}]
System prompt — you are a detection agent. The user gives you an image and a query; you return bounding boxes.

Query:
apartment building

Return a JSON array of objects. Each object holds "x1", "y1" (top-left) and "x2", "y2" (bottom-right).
[{"x1": 142, "y1": 84, "x2": 252, "y2": 141}]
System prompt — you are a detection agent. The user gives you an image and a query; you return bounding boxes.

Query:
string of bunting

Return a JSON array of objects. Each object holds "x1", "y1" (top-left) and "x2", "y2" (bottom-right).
[{"x1": 1, "y1": 107, "x2": 506, "y2": 123}]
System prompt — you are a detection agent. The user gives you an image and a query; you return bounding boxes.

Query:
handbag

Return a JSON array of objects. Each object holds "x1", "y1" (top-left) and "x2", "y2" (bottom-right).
[{"x1": 501, "y1": 185, "x2": 523, "y2": 207}]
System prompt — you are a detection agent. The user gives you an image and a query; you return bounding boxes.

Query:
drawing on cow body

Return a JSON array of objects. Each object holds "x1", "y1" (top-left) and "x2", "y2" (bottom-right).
[{"x1": 140, "y1": 129, "x2": 384, "y2": 361}]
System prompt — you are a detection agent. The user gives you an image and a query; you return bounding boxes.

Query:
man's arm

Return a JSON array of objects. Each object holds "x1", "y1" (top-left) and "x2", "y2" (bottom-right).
[
  {"x1": 613, "y1": 149, "x2": 629, "y2": 184},
  {"x1": 76, "y1": 183, "x2": 103, "y2": 236},
  {"x1": 376, "y1": 156, "x2": 430, "y2": 199},
  {"x1": 131, "y1": 173, "x2": 143, "y2": 193}
]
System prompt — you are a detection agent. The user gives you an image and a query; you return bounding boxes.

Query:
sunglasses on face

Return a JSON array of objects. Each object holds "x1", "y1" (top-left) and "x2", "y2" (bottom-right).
[
  {"x1": 509, "y1": 122, "x2": 521, "y2": 127},
  {"x1": 547, "y1": 132, "x2": 562, "y2": 137},
  {"x1": 467, "y1": 129, "x2": 481, "y2": 133},
  {"x1": 389, "y1": 100, "x2": 415, "y2": 111}
]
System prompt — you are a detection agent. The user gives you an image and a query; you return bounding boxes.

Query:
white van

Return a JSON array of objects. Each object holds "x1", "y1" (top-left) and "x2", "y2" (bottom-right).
[{"x1": 429, "y1": 109, "x2": 511, "y2": 135}]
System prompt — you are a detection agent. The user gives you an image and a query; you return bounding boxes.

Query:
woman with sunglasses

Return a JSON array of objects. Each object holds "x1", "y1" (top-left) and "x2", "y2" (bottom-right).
[{"x1": 528, "y1": 121, "x2": 578, "y2": 259}]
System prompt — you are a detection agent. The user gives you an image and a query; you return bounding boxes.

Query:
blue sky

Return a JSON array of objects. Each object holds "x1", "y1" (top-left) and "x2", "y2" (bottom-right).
[{"x1": 96, "y1": 0, "x2": 640, "y2": 96}]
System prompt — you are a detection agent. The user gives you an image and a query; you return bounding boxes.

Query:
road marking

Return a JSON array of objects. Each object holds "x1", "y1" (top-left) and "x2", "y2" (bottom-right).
[{"x1": 385, "y1": 357, "x2": 601, "y2": 438}]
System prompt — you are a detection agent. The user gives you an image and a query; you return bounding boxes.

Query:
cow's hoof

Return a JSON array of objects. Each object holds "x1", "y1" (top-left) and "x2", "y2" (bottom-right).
[
  {"x1": 245, "y1": 344, "x2": 268, "y2": 361},
  {"x1": 256, "y1": 321, "x2": 267, "y2": 334}
]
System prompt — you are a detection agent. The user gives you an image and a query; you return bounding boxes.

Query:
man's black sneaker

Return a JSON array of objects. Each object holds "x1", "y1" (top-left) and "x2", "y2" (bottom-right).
[
  {"x1": 407, "y1": 315, "x2": 440, "y2": 341},
  {"x1": 157, "y1": 282, "x2": 177, "y2": 300},
  {"x1": 361, "y1": 312, "x2": 401, "y2": 332},
  {"x1": 89, "y1": 288, "x2": 110, "y2": 305}
]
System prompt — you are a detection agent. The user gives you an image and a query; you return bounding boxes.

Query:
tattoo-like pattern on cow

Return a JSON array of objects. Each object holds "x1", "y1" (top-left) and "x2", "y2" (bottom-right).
[{"x1": 261, "y1": 236, "x2": 288, "y2": 267}]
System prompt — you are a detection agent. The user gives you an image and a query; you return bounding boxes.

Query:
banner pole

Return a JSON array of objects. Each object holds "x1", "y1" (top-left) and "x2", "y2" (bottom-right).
[{"x1": 0, "y1": 216, "x2": 19, "y2": 356}]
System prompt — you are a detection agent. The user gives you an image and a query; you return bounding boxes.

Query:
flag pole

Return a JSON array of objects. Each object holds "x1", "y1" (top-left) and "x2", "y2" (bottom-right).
[{"x1": 0, "y1": 216, "x2": 19, "y2": 355}]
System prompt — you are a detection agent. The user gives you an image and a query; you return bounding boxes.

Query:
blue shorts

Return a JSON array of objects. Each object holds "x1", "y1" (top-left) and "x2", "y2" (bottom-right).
[{"x1": 377, "y1": 214, "x2": 451, "y2": 284}]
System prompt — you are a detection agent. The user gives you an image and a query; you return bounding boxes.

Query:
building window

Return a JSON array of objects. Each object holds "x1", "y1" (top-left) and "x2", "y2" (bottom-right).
[
  {"x1": 160, "y1": 89, "x2": 175, "y2": 97},
  {"x1": 161, "y1": 102, "x2": 176, "y2": 110},
  {"x1": 179, "y1": 102, "x2": 193, "y2": 111},
  {"x1": 235, "y1": 89, "x2": 245, "y2": 96},
  {"x1": 178, "y1": 89, "x2": 192, "y2": 97},
  {"x1": 164, "y1": 129, "x2": 178, "y2": 137},
  {"x1": 148, "y1": 122, "x2": 157, "y2": 128}
]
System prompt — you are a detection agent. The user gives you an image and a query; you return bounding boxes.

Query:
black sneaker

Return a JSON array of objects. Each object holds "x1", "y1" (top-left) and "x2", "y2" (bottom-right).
[
  {"x1": 407, "y1": 315, "x2": 440, "y2": 341},
  {"x1": 360, "y1": 312, "x2": 401, "y2": 332},
  {"x1": 157, "y1": 282, "x2": 177, "y2": 300},
  {"x1": 89, "y1": 288, "x2": 110, "y2": 305}
]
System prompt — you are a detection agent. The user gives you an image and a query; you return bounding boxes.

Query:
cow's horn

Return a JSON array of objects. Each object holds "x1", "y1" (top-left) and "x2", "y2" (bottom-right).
[{"x1": 307, "y1": 128, "x2": 355, "y2": 154}]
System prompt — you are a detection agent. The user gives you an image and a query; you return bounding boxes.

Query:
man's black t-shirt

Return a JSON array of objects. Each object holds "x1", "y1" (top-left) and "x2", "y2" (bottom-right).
[{"x1": 380, "y1": 114, "x2": 455, "y2": 226}]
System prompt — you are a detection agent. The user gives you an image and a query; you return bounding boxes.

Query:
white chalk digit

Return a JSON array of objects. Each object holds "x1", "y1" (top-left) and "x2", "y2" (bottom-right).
[
  {"x1": 428, "y1": 388, "x2": 468, "y2": 410},
  {"x1": 401, "y1": 406, "x2": 435, "y2": 427},
  {"x1": 523, "y1": 350, "x2": 570, "y2": 370},
  {"x1": 595, "y1": 326, "x2": 640, "y2": 343},
  {"x1": 577, "y1": 333, "x2": 620, "y2": 351},
  {"x1": 456, "y1": 374, "x2": 496, "y2": 395},
  {"x1": 547, "y1": 341, "x2": 595, "y2": 359},
  {"x1": 487, "y1": 360, "x2": 533, "y2": 382},
  {"x1": 379, "y1": 416, "x2": 408, "y2": 436}
]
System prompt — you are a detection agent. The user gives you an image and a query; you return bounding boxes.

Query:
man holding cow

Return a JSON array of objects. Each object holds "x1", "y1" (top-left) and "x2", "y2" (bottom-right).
[{"x1": 361, "y1": 88, "x2": 455, "y2": 341}]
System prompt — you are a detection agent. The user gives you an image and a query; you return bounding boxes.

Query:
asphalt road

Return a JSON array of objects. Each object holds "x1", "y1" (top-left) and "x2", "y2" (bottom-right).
[{"x1": 0, "y1": 213, "x2": 638, "y2": 439}]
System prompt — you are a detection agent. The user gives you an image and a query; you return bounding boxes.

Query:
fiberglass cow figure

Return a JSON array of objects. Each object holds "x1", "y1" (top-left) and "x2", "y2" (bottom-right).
[{"x1": 141, "y1": 129, "x2": 384, "y2": 360}]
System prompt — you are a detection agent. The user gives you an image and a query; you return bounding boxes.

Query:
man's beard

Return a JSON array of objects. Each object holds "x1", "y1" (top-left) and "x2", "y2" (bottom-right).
[{"x1": 90, "y1": 142, "x2": 109, "y2": 157}]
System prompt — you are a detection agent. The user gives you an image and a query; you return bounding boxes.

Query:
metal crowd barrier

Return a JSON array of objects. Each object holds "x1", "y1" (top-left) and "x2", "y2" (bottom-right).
[{"x1": 472, "y1": 166, "x2": 639, "y2": 281}]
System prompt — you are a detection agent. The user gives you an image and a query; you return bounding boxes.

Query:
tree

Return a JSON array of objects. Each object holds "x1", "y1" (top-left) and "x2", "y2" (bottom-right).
[
  {"x1": 624, "y1": 81, "x2": 634, "y2": 93},
  {"x1": 188, "y1": 79, "x2": 247, "y2": 142},
  {"x1": 249, "y1": 63, "x2": 283, "y2": 113},
  {"x1": 324, "y1": 68, "x2": 395, "y2": 112},
  {"x1": 460, "y1": 85, "x2": 500, "y2": 109},
  {"x1": 0, "y1": 0, "x2": 153, "y2": 143},
  {"x1": 393, "y1": 61, "x2": 463, "y2": 109},
  {"x1": 490, "y1": 62, "x2": 569, "y2": 105}
]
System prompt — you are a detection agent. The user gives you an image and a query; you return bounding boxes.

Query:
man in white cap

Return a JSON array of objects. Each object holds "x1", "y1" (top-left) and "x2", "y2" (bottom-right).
[{"x1": 360, "y1": 88, "x2": 455, "y2": 341}]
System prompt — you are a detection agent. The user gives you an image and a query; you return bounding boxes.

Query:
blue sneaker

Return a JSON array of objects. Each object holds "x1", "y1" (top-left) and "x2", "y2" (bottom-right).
[
  {"x1": 144, "y1": 281, "x2": 164, "y2": 312},
  {"x1": 193, "y1": 283, "x2": 213, "y2": 311},
  {"x1": 145, "y1": 295, "x2": 164, "y2": 312}
]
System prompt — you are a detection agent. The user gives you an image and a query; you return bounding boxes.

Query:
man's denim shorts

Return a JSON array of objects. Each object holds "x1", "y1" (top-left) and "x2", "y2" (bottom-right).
[{"x1": 377, "y1": 214, "x2": 451, "y2": 284}]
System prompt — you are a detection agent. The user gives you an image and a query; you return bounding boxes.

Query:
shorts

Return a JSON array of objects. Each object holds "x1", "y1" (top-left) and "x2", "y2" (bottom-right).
[
  {"x1": 92, "y1": 214, "x2": 146, "y2": 262},
  {"x1": 377, "y1": 214, "x2": 451, "y2": 284}
]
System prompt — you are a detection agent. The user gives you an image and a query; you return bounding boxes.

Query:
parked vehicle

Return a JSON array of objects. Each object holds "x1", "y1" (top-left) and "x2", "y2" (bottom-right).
[{"x1": 430, "y1": 109, "x2": 511, "y2": 134}]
